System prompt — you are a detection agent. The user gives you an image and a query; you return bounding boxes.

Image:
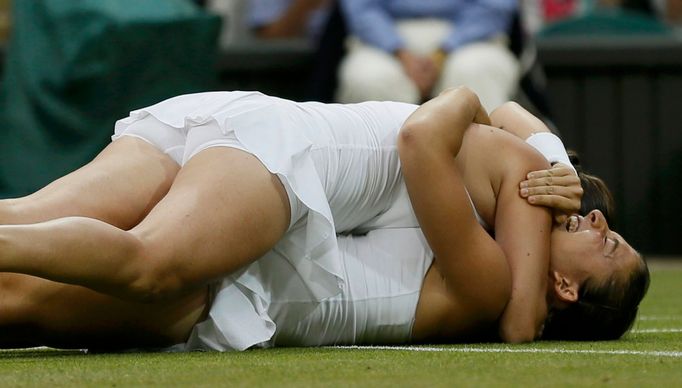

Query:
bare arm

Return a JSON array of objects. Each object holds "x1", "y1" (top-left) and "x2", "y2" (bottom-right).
[
  {"x1": 491, "y1": 102, "x2": 582, "y2": 222},
  {"x1": 492, "y1": 141, "x2": 553, "y2": 342},
  {"x1": 456, "y1": 125, "x2": 553, "y2": 343},
  {"x1": 398, "y1": 87, "x2": 510, "y2": 324},
  {"x1": 400, "y1": 89, "x2": 554, "y2": 342},
  {"x1": 490, "y1": 101, "x2": 551, "y2": 139}
]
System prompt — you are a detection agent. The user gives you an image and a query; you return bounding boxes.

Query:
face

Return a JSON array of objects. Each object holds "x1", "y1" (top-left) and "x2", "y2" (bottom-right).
[{"x1": 549, "y1": 209, "x2": 641, "y2": 293}]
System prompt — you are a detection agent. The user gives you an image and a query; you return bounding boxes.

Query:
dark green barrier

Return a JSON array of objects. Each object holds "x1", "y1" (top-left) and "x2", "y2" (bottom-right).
[{"x1": 0, "y1": 0, "x2": 220, "y2": 197}]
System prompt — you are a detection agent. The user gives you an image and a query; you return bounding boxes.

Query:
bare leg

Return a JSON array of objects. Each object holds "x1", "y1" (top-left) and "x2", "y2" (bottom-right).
[
  {"x1": 0, "y1": 147, "x2": 291, "y2": 301},
  {"x1": 0, "y1": 136, "x2": 179, "y2": 229},
  {"x1": 0, "y1": 273, "x2": 206, "y2": 349},
  {"x1": 0, "y1": 136, "x2": 206, "y2": 349}
]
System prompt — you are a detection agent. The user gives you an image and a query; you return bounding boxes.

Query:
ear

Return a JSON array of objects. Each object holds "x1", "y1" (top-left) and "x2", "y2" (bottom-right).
[{"x1": 551, "y1": 270, "x2": 579, "y2": 304}]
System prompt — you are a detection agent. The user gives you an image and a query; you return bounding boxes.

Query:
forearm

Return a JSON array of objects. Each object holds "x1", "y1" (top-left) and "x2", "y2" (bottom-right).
[
  {"x1": 494, "y1": 104, "x2": 581, "y2": 218},
  {"x1": 490, "y1": 102, "x2": 551, "y2": 140},
  {"x1": 491, "y1": 103, "x2": 575, "y2": 172}
]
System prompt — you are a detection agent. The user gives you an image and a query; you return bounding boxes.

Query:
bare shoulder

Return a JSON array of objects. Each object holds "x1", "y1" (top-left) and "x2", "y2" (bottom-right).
[
  {"x1": 463, "y1": 124, "x2": 549, "y2": 169},
  {"x1": 456, "y1": 125, "x2": 549, "y2": 226},
  {"x1": 459, "y1": 125, "x2": 549, "y2": 187}
]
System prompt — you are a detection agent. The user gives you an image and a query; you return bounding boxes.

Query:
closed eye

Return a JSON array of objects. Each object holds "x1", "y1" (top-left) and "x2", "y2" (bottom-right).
[
  {"x1": 605, "y1": 233, "x2": 619, "y2": 257},
  {"x1": 611, "y1": 236, "x2": 620, "y2": 256}
]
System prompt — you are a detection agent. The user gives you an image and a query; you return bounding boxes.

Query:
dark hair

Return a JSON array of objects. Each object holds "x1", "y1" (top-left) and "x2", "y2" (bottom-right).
[
  {"x1": 541, "y1": 150, "x2": 650, "y2": 341},
  {"x1": 568, "y1": 150, "x2": 616, "y2": 224},
  {"x1": 542, "y1": 255, "x2": 650, "y2": 340}
]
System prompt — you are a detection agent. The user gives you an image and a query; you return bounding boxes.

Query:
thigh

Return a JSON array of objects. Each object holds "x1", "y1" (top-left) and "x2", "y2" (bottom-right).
[
  {"x1": 0, "y1": 273, "x2": 207, "y2": 350},
  {"x1": 1, "y1": 136, "x2": 179, "y2": 229},
  {"x1": 131, "y1": 146, "x2": 291, "y2": 290},
  {"x1": 0, "y1": 136, "x2": 200, "y2": 350}
]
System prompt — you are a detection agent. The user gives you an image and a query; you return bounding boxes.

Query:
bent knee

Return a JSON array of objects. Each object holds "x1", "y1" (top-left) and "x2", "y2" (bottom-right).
[{"x1": 126, "y1": 245, "x2": 185, "y2": 303}]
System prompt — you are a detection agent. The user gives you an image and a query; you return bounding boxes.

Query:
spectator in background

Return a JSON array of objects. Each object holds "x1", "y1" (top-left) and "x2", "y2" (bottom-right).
[
  {"x1": 248, "y1": 0, "x2": 346, "y2": 102},
  {"x1": 336, "y1": 0, "x2": 519, "y2": 111},
  {"x1": 520, "y1": 0, "x2": 682, "y2": 35},
  {"x1": 651, "y1": 0, "x2": 682, "y2": 29},
  {"x1": 248, "y1": 0, "x2": 332, "y2": 40}
]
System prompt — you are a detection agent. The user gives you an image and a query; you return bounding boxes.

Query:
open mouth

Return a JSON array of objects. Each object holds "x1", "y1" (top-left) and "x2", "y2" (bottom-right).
[{"x1": 566, "y1": 215, "x2": 581, "y2": 232}]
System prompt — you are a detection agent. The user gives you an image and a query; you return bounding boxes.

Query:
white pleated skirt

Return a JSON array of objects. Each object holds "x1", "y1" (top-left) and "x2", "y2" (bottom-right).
[{"x1": 113, "y1": 91, "x2": 425, "y2": 351}]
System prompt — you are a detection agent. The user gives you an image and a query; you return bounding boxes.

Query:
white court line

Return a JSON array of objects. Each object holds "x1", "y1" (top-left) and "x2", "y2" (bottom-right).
[
  {"x1": 331, "y1": 345, "x2": 682, "y2": 358},
  {"x1": 631, "y1": 328, "x2": 682, "y2": 333},
  {"x1": 638, "y1": 316, "x2": 681, "y2": 321}
]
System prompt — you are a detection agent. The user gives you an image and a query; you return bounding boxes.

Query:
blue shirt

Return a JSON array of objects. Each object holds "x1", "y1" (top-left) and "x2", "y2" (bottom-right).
[
  {"x1": 248, "y1": 0, "x2": 331, "y2": 41},
  {"x1": 340, "y1": 0, "x2": 517, "y2": 52}
]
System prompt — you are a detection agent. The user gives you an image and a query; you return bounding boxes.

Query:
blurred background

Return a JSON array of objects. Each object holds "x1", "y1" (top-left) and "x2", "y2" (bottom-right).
[{"x1": 0, "y1": 0, "x2": 679, "y2": 255}]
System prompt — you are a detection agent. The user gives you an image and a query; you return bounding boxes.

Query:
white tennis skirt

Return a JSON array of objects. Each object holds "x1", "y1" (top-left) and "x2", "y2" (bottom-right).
[{"x1": 113, "y1": 91, "x2": 425, "y2": 351}]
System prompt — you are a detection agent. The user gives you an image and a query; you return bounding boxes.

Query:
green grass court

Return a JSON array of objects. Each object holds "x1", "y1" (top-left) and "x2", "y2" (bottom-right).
[{"x1": 1, "y1": 260, "x2": 680, "y2": 387}]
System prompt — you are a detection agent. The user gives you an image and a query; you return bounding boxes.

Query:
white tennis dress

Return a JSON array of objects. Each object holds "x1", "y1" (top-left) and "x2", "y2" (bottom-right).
[{"x1": 113, "y1": 91, "x2": 440, "y2": 351}]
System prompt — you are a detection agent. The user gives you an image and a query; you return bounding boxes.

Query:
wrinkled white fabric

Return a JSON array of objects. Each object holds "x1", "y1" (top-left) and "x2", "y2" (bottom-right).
[
  {"x1": 177, "y1": 227, "x2": 433, "y2": 351},
  {"x1": 113, "y1": 91, "x2": 429, "y2": 350}
]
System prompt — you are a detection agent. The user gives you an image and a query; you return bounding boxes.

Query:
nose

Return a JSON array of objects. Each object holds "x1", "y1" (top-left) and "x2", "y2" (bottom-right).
[{"x1": 587, "y1": 209, "x2": 609, "y2": 232}]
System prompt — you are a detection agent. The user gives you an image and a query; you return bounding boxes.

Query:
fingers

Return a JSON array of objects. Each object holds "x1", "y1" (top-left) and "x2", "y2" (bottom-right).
[
  {"x1": 519, "y1": 163, "x2": 583, "y2": 216},
  {"x1": 523, "y1": 194, "x2": 578, "y2": 212},
  {"x1": 520, "y1": 174, "x2": 580, "y2": 189},
  {"x1": 525, "y1": 164, "x2": 576, "y2": 180},
  {"x1": 519, "y1": 178, "x2": 583, "y2": 196},
  {"x1": 520, "y1": 182, "x2": 581, "y2": 215}
]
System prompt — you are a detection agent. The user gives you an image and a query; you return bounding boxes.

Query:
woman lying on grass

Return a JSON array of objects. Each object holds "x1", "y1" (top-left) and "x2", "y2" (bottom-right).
[{"x1": 0, "y1": 87, "x2": 648, "y2": 351}]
